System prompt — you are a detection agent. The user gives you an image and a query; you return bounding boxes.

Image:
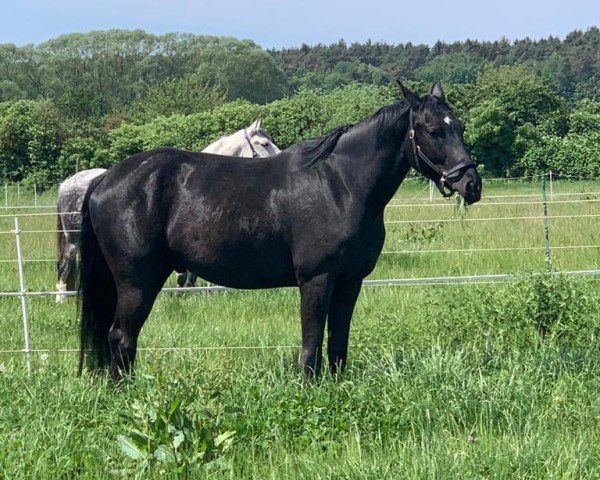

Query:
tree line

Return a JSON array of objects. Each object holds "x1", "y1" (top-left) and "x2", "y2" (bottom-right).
[
  {"x1": 0, "y1": 28, "x2": 598, "y2": 186},
  {"x1": 272, "y1": 28, "x2": 599, "y2": 101}
]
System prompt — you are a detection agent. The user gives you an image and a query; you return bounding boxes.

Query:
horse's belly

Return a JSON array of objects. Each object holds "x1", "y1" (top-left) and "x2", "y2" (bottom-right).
[{"x1": 183, "y1": 244, "x2": 297, "y2": 289}]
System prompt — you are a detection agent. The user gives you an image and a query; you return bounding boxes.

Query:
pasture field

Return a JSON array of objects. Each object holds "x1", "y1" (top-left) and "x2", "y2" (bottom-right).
[{"x1": 0, "y1": 179, "x2": 599, "y2": 478}]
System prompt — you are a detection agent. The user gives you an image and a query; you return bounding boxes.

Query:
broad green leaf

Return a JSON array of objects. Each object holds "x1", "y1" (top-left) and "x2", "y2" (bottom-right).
[
  {"x1": 172, "y1": 430, "x2": 185, "y2": 449},
  {"x1": 214, "y1": 431, "x2": 236, "y2": 448},
  {"x1": 154, "y1": 444, "x2": 176, "y2": 463},
  {"x1": 117, "y1": 435, "x2": 145, "y2": 460},
  {"x1": 128, "y1": 429, "x2": 154, "y2": 447}
]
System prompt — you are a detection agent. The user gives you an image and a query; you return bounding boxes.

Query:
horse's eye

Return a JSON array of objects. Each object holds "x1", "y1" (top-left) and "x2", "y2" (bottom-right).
[
  {"x1": 259, "y1": 139, "x2": 269, "y2": 146},
  {"x1": 428, "y1": 129, "x2": 444, "y2": 139}
]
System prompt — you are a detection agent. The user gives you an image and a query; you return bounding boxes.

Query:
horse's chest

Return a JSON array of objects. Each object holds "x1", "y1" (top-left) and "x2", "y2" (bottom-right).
[{"x1": 342, "y1": 229, "x2": 385, "y2": 275}]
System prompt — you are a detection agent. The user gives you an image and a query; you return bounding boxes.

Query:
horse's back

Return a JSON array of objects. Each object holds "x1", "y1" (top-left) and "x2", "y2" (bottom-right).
[
  {"x1": 58, "y1": 168, "x2": 107, "y2": 242},
  {"x1": 89, "y1": 148, "x2": 298, "y2": 287}
]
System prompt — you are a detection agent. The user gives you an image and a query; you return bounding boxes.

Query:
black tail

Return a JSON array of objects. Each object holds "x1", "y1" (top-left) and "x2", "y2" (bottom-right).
[{"x1": 77, "y1": 173, "x2": 117, "y2": 375}]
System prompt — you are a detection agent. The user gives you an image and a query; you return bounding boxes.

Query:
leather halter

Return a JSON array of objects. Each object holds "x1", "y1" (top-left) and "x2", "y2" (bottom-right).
[
  {"x1": 243, "y1": 129, "x2": 260, "y2": 158},
  {"x1": 408, "y1": 109, "x2": 476, "y2": 197}
]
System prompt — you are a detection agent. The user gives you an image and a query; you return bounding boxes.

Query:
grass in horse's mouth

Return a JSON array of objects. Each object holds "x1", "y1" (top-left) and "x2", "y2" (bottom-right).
[{"x1": 454, "y1": 194, "x2": 468, "y2": 218}]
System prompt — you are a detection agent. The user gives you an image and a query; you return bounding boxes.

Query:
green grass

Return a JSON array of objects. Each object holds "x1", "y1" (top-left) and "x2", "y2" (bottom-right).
[{"x1": 0, "y1": 180, "x2": 599, "y2": 478}]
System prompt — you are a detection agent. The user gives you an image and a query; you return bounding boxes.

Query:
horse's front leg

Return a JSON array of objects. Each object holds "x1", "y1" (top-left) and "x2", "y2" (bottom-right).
[
  {"x1": 327, "y1": 278, "x2": 362, "y2": 374},
  {"x1": 298, "y1": 274, "x2": 333, "y2": 377}
]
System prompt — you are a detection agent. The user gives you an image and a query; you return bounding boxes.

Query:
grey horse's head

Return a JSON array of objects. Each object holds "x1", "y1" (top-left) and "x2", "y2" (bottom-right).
[{"x1": 241, "y1": 118, "x2": 281, "y2": 157}]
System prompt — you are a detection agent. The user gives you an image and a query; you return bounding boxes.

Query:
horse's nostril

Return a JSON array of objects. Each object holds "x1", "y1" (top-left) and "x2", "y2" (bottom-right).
[{"x1": 467, "y1": 180, "x2": 482, "y2": 201}]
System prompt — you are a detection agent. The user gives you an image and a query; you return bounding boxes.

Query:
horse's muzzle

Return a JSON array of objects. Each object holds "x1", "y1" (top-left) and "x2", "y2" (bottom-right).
[{"x1": 452, "y1": 168, "x2": 482, "y2": 205}]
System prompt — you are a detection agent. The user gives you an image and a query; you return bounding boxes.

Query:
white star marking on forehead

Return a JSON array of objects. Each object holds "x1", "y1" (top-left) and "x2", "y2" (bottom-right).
[{"x1": 443, "y1": 116, "x2": 452, "y2": 125}]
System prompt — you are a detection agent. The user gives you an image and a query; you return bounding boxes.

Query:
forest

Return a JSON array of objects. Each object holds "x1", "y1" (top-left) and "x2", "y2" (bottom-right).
[{"x1": 0, "y1": 27, "x2": 598, "y2": 185}]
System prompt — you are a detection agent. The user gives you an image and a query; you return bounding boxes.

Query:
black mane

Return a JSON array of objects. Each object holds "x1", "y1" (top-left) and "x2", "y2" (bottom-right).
[
  {"x1": 288, "y1": 125, "x2": 353, "y2": 169},
  {"x1": 288, "y1": 101, "x2": 409, "y2": 169},
  {"x1": 369, "y1": 101, "x2": 409, "y2": 129}
]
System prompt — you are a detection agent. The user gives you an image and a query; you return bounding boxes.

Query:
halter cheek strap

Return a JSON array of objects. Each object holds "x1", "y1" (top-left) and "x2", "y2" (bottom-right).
[
  {"x1": 244, "y1": 129, "x2": 260, "y2": 158},
  {"x1": 408, "y1": 109, "x2": 476, "y2": 197}
]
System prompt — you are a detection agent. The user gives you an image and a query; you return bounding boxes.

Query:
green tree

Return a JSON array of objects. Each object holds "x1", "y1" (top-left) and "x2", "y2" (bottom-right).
[
  {"x1": 465, "y1": 65, "x2": 566, "y2": 175},
  {"x1": 515, "y1": 99, "x2": 600, "y2": 177},
  {"x1": 129, "y1": 76, "x2": 225, "y2": 122},
  {"x1": 195, "y1": 38, "x2": 289, "y2": 104},
  {"x1": 26, "y1": 101, "x2": 66, "y2": 185},
  {"x1": 0, "y1": 99, "x2": 65, "y2": 185},
  {"x1": 414, "y1": 52, "x2": 488, "y2": 84},
  {"x1": 0, "y1": 100, "x2": 32, "y2": 181},
  {"x1": 0, "y1": 80, "x2": 25, "y2": 101},
  {"x1": 466, "y1": 99, "x2": 517, "y2": 176}
]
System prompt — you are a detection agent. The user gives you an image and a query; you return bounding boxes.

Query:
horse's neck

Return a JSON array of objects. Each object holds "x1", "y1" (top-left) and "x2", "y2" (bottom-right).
[
  {"x1": 334, "y1": 114, "x2": 412, "y2": 213},
  {"x1": 202, "y1": 132, "x2": 245, "y2": 156}
]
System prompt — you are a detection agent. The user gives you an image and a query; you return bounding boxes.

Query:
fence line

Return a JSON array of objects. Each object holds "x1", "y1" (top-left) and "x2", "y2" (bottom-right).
[
  {"x1": 0, "y1": 345, "x2": 300, "y2": 355},
  {"x1": 1, "y1": 213, "x2": 599, "y2": 235},
  {"x1": 387, "y1": 198, "x2": 600, "y2": 208},
  {"x1": 2, "y1": 243, "x2": 599, "y2": 265},
  {"x1": 0, "y1": 210, "x2": 78, "y2": 219},
  {"x1": 385, "y1": 213, "x2": 600, "y2": 225},
  {"x1": 3, "y1": 193, "x2": 599, "y2": 215},
  {"x1": 1, "y1": 268, "x2": 599, "y2": 299},
  {"x1": 380, "y1": 244, "x2": 600, "y2": 255},
  {"x1": 388, "y1": 191, "x2": 600, "y2": 204},
  {"x1": 4, "y1": 174, "x2": 580, "y2": 209}
]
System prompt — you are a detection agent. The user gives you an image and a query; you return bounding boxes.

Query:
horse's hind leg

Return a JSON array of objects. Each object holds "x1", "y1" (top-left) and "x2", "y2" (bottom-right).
[
  {"x1": 176, "y1": 271, "x2": 187, "y2": 288},
  {"x1": 176, "y1": 271, "x2": 198, "y2": 289},
  {"x1": 186, "y1": 273, "x2": 198, "y2": 288},
  {"x1": 108, "y1": 277, "x2": 167, "y2": 381},
  {"x1": 327, "y1": 278, "x2": 362, "y2": 375},
  {"x1": 65, "y1": 253, "x2": 79, "y2": 293},
  {"x1": 56, "y1": 244, "x2": 76, "y2": 303}
]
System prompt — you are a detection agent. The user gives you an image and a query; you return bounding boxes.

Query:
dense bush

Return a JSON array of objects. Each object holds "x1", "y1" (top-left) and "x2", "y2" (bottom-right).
[
  {"x1": 512, "y1": 99, "x2": 600, "y2": 177},
  {"x1": 106, "y1": 84, "x2": 400, "y2": 164},
  {"x1": 0, "y1": 100, "x2": 66, "y2": 185},
  {"x1": 0, "y1": 68, "x2": 599, "y2": 186}
]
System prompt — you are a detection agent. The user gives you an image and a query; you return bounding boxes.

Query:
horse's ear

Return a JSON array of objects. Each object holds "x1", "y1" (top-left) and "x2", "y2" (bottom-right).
[
  {"x1": 430, "y1": 82, "x2": 445, "y2": 101},
  {"x1": 396, "y1": 80, "x2": 421, "y2": 109},
  {"x1": 250, "y1": 118, "x2": 262, "y2": 134}
]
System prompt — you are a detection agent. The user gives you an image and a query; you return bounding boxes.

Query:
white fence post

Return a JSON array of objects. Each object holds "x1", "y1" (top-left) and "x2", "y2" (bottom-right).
[
  {"x1": 4, "y1": 183, "x2": 7, "y2": 209},
  {"x1": 549, "y1": 171, "x2": 554, "y2": 201},
  {"x1": 33, "y1": 184, "x2": 37, "y2": 207},
  {"x1": 13, "y1": 217, "x2": 32, "y2": 374},
  {"x1": 429, "y1": 180, "x2": 435, "y2": 203}
]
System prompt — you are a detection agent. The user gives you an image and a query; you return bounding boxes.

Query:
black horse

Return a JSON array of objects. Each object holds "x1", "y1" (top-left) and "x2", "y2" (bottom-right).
[{"x1": 78, "y1": 82, "x2": 482, "y2": 380}]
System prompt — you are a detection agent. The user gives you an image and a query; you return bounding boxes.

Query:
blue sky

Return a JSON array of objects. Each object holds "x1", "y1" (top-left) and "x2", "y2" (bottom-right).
[{"x1": 1, "y1": 0, "x2": 598, "y2": 48}]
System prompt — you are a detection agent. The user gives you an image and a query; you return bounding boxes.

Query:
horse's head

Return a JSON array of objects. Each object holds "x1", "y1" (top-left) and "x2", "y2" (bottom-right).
[
  {"x1": 399, "y1": 81, "x2": 482, "y2": 205},
  {"x1": 243, "y1": 118, "x2": 281, "y2": 157}
]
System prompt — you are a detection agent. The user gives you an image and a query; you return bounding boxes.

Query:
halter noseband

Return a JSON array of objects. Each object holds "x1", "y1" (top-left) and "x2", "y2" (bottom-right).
[
  {"x1": 408, "y1": 109, "x2": 476, "y2": 197},
  {"x1": 243, "y1": 129, "x2": 260, "y2": 158}
]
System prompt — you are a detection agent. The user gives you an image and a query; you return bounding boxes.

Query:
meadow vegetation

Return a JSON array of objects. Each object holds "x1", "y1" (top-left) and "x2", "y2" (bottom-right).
[{"x1": 0, "y1": 180, "x2": 598, "y2": 478}]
